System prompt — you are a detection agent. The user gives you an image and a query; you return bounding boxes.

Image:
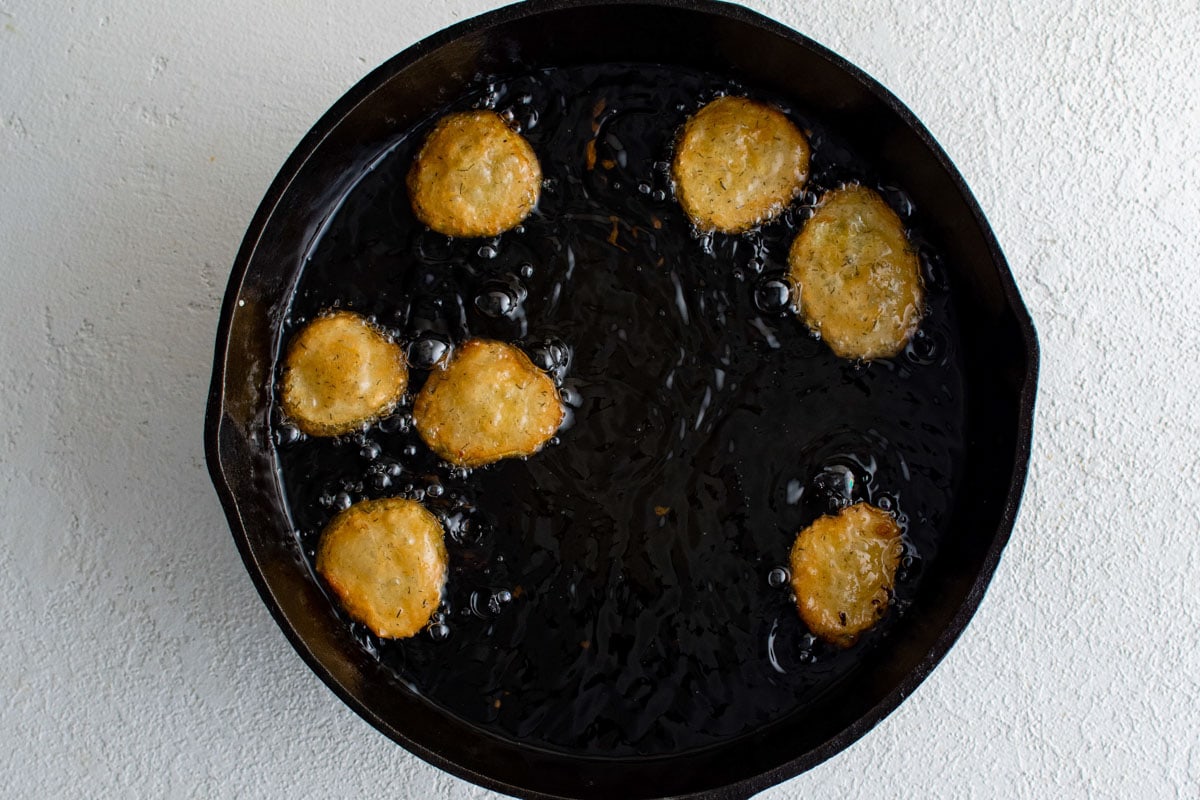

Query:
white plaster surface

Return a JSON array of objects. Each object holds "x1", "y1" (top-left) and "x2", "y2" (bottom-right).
[{"x1": 2, "y1": 0, "x2": 1198, "y2": 797}]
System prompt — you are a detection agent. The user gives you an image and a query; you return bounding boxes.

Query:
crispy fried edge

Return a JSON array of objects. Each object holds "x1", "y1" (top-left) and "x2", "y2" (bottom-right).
[
  {"x1": 670, "y1": 96, "x2": 810, "y2": 234},
  {"x1": 279, "y1": 310, "x2": 408, "y2": 437},
  {"x1": 315, "y1": 497, "x2": 448, "y2": 639},
  {"x1": 786, "y1": 184, "x2": 924, "y2": 360},
  {"x1": 412, "y1": 338, "x2": 564, "y2": 468},
  {"x1": 406, "y1": 110, "x2": 542, "y2": 238},
  {"x1": 789, "y1": 502, "x2": 903, "y2": 648}
]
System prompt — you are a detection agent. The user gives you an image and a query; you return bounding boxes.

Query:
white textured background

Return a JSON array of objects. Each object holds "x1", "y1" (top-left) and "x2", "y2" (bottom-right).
[{"x1": 2, "y1": 0, "x2": 1197, "y2": 797}]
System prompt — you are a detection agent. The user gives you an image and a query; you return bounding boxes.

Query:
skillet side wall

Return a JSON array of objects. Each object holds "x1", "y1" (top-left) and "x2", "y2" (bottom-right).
[{"x1": 206, "y1": 2, "x2": 1037, "y2": 798}]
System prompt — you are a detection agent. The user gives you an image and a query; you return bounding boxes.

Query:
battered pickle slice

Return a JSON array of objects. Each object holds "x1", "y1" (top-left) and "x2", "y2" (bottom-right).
[
  {"x1": 671, "y1": 95, "x2": 810, "y2": 233},
  {"x1": 406, "y1": 110, "x2": 542, "y2": 238},
  {"x1": 280, "y1": 310, "x2": 408, "y2": 436},
  {"x1": 413, "y1": 338, "x2": 564, "y2": 468},
  {"x1": 789, "y1": 502, "x2": 903, "y2": 648},
  {"x1": 787, "y1": 185, "x2": 924, "y2": 360},
  {"x1": 316, "y1": 497, "x2": 448, "y2": 639}
]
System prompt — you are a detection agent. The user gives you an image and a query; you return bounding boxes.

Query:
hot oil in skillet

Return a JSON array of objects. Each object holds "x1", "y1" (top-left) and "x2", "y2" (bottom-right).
[{"x1": 274, "y1": 64, "x2": 967, "y2": 756}]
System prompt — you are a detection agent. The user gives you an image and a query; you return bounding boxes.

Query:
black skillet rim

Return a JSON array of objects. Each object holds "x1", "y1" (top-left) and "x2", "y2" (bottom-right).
[{"x1": 204, "y1": 1, "x2": 1040, "y2": 797}]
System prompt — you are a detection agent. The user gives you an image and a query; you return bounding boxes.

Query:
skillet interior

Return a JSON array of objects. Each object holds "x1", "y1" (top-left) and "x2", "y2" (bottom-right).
[{"x1": 205, "y1": 1, "x2": 1038, "y2": 797}]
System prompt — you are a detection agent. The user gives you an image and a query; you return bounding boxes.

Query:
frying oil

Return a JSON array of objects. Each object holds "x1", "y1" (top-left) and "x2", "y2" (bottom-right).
[{"x1": 274, "y1": 63, "x2": 966, "y2": 757}]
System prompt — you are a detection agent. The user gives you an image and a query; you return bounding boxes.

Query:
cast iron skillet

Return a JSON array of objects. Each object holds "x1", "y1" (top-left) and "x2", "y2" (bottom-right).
[{"x1": 204, "y1": 1, "x2": 1038, "y2": 797}]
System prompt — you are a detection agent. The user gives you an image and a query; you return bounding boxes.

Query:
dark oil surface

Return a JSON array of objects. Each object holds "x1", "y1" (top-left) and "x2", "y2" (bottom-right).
[{"x1": 273, "y1": 63, "x2": 966, "y2": 757}]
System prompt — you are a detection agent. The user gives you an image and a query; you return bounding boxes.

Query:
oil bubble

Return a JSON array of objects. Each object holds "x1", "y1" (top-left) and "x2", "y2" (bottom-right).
[
  {"x1": 812, "y1": 464, "x2": 856, "y2": 511},
  {"x1": 427, "y1": 482, "x2": 445, "y2": 499},
  {"x1": 753, "y1": 278, "x2": 791, "y2": 314},
  {"x1": 359, "y1": 442, "x2": 381, "y2": 461},
  {"x1": 766, "y1": 618, "x2": 786, "y2": 674},
  {"x1": 489, "y1": 590, "x2": 513, "y2": 614},
  {"x1": 559, "y1": 384, "x2": 584, "y2": 408},
  {"x1": 475, "y1": 280, "x2": 522, "y2": 319},
  {"x1": 530, "y1": 338, "x2": 571, "y2": 372},
  {"x1": 905, "y1": 329, "x2": 941, "y2": 366},
  {"x1": 428, "y1": 623, "x2": 451, "y2": 641},
  {"x1": 767, "y1": 567, "x2": 790, "y2": 588},
  {"x1": 408, "y1": 336, "x2": 452, "y2": 369},
  {"x1": 378, "y1": 412, "x2": 413, "y2": 434},
  {"x1": 274, "y1": 424, "x2": 303, "y2": 446}
]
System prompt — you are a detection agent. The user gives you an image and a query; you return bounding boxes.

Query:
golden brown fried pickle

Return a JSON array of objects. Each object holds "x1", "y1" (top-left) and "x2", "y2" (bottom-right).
[
  {"x1": 413, "y1": 338, "x2": 563, "y2": 468},
  {"x1": 280, "y1": 310, "x2": 407, "y2": 436},
  {"x1": 787, "y1": 185, "x2": 924, "y2": 360},
  {"x1": 406, "y1": 110, "x2": 541, "y2": 238},
  {"x1": 789, "y1": 502, "x2": 902, "y2": 648},
  {"x1": 671, "y1": 96, "x2": 810, "y2": 233},
  {"x1": 316, "y1": 497, "x2": 448, "y2": 639}
]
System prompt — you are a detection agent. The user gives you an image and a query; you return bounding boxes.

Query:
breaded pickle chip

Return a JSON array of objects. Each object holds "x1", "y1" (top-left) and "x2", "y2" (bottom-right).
[
  {"x1": 406, "y1": 110, "x2": 542, "y2": 238},
  {"x1": 414, "y1": 338, "x2": 563, "y2": 468},
  {"x1": 787, "y1": 185, "x2": 924, "y2": 360},
  {"x1": 671, "y1": 96, "x2": 810, "y2": 233},
  {"x1": 316, "y1": 497, "x2": 448, "y2": 639},
  {"x1": 789, "y1": 502, "x2": 902, "y2": 648},
  {"x1": 280, "y1": 311, "x2": 407, "y2": 436}
]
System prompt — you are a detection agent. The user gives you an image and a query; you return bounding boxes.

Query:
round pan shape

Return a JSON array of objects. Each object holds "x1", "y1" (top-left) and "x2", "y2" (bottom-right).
[{"x1": 205, "y1": 1, "x2": 1039, "y2": 798}]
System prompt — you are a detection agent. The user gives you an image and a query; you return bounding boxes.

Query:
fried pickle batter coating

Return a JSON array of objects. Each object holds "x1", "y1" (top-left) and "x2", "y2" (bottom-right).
[
  {"x1": 413, "y1": 338, "x2": 563, "y2": 468},
  {"x1": 406, "y1": 110, "x2": 542, "y2": 238},
  {"x1": 316, "y1": 497, "x2": 448, "y2": 639},
  {"x1": 280, "y1": 310, "x2": 408, "y2": 436},
  {"x1": 671, "y1": 96, "x2": 810, "y2": 233},
  {"x1": 787, "y1": 185, "x2": 924, "y2": 360},
  {"x1": 789, "y1": 502, "x2": 902, "y2": 648}
]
